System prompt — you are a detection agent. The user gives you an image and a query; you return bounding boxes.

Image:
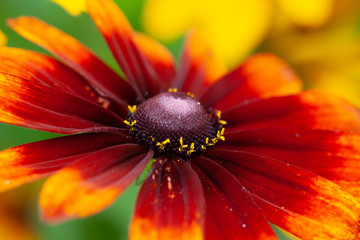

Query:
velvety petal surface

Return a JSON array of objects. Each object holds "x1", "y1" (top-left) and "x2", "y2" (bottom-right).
[
  {"x1": 0, "y1": 73, "x2": 123, "y2": 133},
  {"x1": 192, "y1": 157, "x2": 277, "y2": 240},
  {"x1": 130, "y1": 157, "x2": 205, "y2": 240},
  {"x1": 205, "y1": 148, "x2": 360, "y2": 240},
  {"x1": 223, "y1": 90, "x2": 360, "y2": 132},
  {"x1": 87, "y1": 0, "x2": 176, "y2": 98},
  {"x1": 7, "y1": 16, "x2": 135, "y2": 106},
  {"x1": 172, "y1": 30, "x2": 226, "y2": 96},
  {"x1": 201, "y1": 53, "x2": 302, "y2": 110},
  {"x1": 0, "y1": 132, "x2": 131, "y2": 192},
  {"x1": 0, "y1": 47, "x2": 95, "y2": 98},
  {"x1": 223, "y1": 128, "x2": 360, "y2": 200},
  {"x1": 39, "y1": 145, "x2": 152, "y2": 223}
]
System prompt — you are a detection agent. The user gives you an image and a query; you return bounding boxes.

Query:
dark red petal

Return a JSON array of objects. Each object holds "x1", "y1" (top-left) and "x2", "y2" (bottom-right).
[
  {"x1": 87, "y1": 0, "x2": 176, "y2": 98},
  {"x1": 172, "y1": 30, "x2": 226, "y2": 97},
  {"x1": 0, "y1": 73, "x2": 124, "y2": 133},
  {"x1": 223, "y1": 91, "x2": 360, "y2": 132},
  {"x1": 201, "y1": 53, "x2": 302, "y2": 110},
  {"x1": 7, "y1": 16, "x2": 135, "y2": 106},
  {"x1": 192, "y1": 157, "x2": 277, "y2": 240},
  {"x1": 40, "y1": 145, "x2": 151, "y2": 223},
  {"x1": 130, "y1": 157, "x2": 205, "y2": 240},
  {"x1": 0, "y1": 132, "x2": 131, "y2": 192},
  {"x1": 134, "y1": 32, "x2": 176, "y2": 91},
  {"x1": 221, "y1": 128, "x2": 360, "y2": 200},
  {"x1": 0, "y1": 47, "x2": 128, "y2": 117},
  {"x1": 205, "y1": 148, "x2": 360, "y2": 240}
]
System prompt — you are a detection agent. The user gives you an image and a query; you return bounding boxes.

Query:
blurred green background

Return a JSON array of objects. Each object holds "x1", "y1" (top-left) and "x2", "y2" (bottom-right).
[{"x1": 0, "y1": 0, "x2": 338, "y2": 239}]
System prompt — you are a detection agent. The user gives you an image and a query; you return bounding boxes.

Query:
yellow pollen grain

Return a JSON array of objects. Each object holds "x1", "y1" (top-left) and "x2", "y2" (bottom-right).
[
  {"x1": 218, "y1": 120, "x2": 227, "y2": 125},
  {"x1": 216, "y1": 110, "x2": 222, "y2": 118},
  {"x1": 123, "y1": 119, "x2": 137, "y2": 131},
  {"x1": 206, "y1": 137, "x2": 214, "y2": 146},
  {"x1": 217, "y1": 128, "x2": 225, "y2": 141},
  {"x1": 128, "y1": 105, "x2": 137, "y2": 113},
  {"x1": 187, "y1": 143, "x2": 195, "y2": 155},
  {"x1": 179, "y1": 137, "x2": 188, "y2": 152},
  {"x1": 168, "y1": 88, "x2": 178, "y2": 92},
  {"x1": 156, "y1": 138, "x2": 170, "y2": 150},
  {"x1": 187, "y1": 92, "x2": 195, "y2": 98}
]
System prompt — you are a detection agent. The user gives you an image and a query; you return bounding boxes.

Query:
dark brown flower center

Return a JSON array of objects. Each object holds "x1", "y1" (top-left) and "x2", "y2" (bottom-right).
[{"x1": 124, "y1": 91, "x2": 225, "y2": 158}]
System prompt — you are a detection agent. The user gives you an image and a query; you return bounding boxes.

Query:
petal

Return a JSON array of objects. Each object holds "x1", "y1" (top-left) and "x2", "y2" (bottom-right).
[
  {"x1": 222, "y1": 128, "x2": 360, "y2": 200},
  {"x1": 0, "y1": 29, "x2": 7, "y2": 46},
  {"x1": 223, "y1": 91, "x2": 360, "y2": 132},
  {"x1": 192, "y1": 157, "x2": 277, "y2": 240},
  {"x1": 7, "y1": 16, "x2": 135, "y2": 106},
  {"x1": 39, "y1": 144, "x2": 152, "y2": 223},
  {"x1": 87, "y1": 0, "x2": 176, "y2": 98},
  {"x1": 51, "y1": 0, "x2": 86, "y2": 16},
  {"x1": 134, "y1": 32, "x2": 176, "y2": 90},
  {"x1": 172, "y1": 30, "x2": 227, "y2": 96},
  {"x1": 0, "y1": 47, "x2": 128, "y2": 117},
  {"x1": 130, "y1": 157, "x2": 205, "y2": 240},
  {"x1": 205, "y1": 148, "x2": 360, "y2": 240},
  {"x1": 0, "y1": 132, "x2": 131, "y2": 192},
  {"x1": 0, "y1": 73, "x2": 123, "y2": 133},
  {"x1": 201, "y1": 53, "x2": 303, "y2": 110}
]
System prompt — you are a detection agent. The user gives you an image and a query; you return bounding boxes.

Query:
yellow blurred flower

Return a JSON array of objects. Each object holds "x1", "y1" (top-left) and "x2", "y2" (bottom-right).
[
  {"x1": 262, "y1": 0, "x2": 360, "y2": 106},
  {"x1": 0, "y1": 30, "x2": 7, "y2": 46},
  {"x1": 142, "y1": 0, "x2": 337, "y2": 66},
  {"x1": 50, "y1": 0, "x2": 86, "y2": 16},
  {"x1": 142, "y1": 0, "x2": 273, "y2": 65}
]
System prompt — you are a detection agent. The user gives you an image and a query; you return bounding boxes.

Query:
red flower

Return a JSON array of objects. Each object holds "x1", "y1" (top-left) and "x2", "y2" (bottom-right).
[{"x1": 1, "y1": 0, "x2": 360, "y2": 239}]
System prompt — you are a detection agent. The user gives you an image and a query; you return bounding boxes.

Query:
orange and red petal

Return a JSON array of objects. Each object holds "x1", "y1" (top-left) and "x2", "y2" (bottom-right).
[
  {"x1": 222, "y1": 128, "x2": 360, "y2": 200},
  {"x1": 0, "y1": 132, "x2": 131, "y2": 192},
  {"x1": 130, "y1": 157, "x2": 205, "y2": 240},
  {"x1": 87, "y1": 0, "x2": 175, "y2": 98},
  {"x1": 134, "y1": 32, "x2": 176, "y2": 91},
  {"x1": 0, "y1": 47, "x2": 128, "y2": 116},
  {"x1": 192, "y1": 157, "x2": 277, "y2": 240},
  {"x1": 223, "y1": 90, "x2": 360, "y2": 132},
  {"x1": 205, "y1": 148, "x2": 360, "y2": 240},
  {"x1": 201, "y1": 53, "x2": 302, "y2": 110},
  {"x1": 0, "y1": 73, "x2": 123, "y2": 133},
  {"x1": 172, "y1": 30, "x2": 226, "y2": 96},
  {"x1": 39, "y1": 145, "x2": 152, "y2": 223},
  {"x1": 7, "y1": 16, "x2": 135, "y2": 106}
]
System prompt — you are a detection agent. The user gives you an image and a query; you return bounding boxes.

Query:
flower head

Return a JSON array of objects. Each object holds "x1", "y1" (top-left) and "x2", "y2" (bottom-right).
[{"x1": 1, "y1": 0, "x2": 360, "y2": 239}]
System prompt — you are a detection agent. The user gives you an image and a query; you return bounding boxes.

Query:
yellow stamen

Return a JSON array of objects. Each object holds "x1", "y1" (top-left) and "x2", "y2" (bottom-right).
[
  {"x1": 168, "y1": 88, "x2": 178, "y2": 92},
  {"x1": 178, "y1": 137, "x2": 188, "y2": 152},
  {"x1": 156, "y1": 138, "x2": 171, "y2": 150},
  {"x1": 206, "y1": 137, "x2": 214, "y2": 146},
  {"x1": 187, "y1": 92, "x2": 195, "y2": 98},
  {"x1": 123, "y1": 119, "x2": 137, "y2": 131},
  {"x1": 218, "y1": 120, "x2": 227, "y2": 125},
  {"x1": 217, "y1": 128, "x2": 225, "y2": 141},
  {"x1": 201, "y1": 145, "x2": 206, "y2": 150},
  {"x1": 216, "y1": 110, "x2": 222, "y2": 119},
  {"x1": 128, "y1": 105, "x2": 137, "y2": 113},
  {"x1": 187, "y1": 143, "x2": 195, "y2": 155},
  {"x1": 124, "y1": 120, "x2": 137, "y2": 127}
]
